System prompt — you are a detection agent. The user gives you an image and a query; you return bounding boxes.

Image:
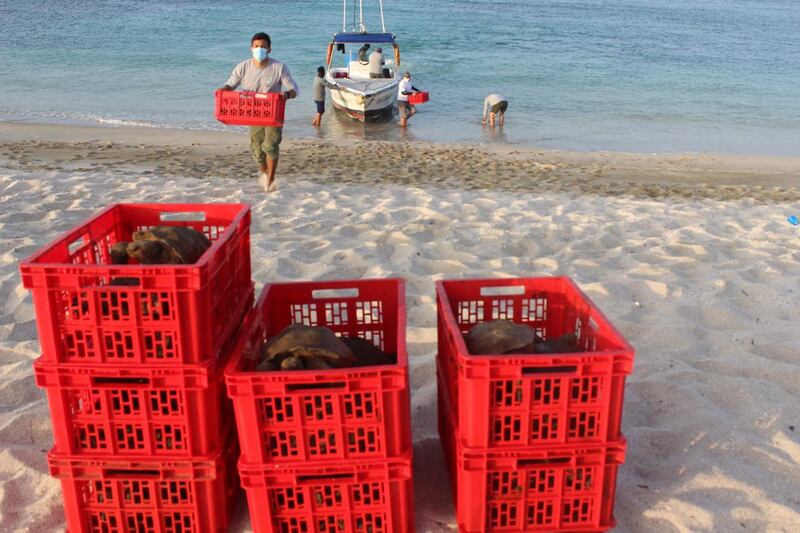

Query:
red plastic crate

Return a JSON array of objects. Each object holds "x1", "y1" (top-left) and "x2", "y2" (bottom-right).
[
  {"x1": 35, "y1": 355, "x2": 233, "y2": 458},
  {"x1": 215, "y1": 90, "x2": 286, "y2": 127},
  {"x1": 225, "y1": 278, "x2": 412, "y2": 465},
  {"x1": 48, "y1": 436, "x2": 240, "y2": 533},
  {"x1": 437, "y1": 277, "x2": 634, "y2": 449},
  {"x1": 438, "y1": 383, "x2": 624, "y2": 533},
  {"x1": 19, "y1": 203, "x2": 253, "y2": 366},
  {"x1": 238, "y1": 455, "x2": 415, "y2": 533},
  {"x1": 407, "y1": 91, "x2": 429, "y2": 104}
]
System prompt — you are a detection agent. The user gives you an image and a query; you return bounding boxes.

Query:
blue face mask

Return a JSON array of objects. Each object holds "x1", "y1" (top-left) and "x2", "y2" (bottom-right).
[{"x1": 252, "y1": 47, "x2": 268, "y2": 61}]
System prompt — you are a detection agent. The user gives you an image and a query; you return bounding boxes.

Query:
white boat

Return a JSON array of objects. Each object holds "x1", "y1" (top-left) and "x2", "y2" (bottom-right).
[{"x1": 324, "y1": 1, "x2": 401, "y2": 121}]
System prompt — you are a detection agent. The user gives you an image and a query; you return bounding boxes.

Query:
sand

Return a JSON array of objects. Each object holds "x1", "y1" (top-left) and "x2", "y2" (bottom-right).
[{"x1": 0, "y1": 121, "x2": 799, "y2": 532}]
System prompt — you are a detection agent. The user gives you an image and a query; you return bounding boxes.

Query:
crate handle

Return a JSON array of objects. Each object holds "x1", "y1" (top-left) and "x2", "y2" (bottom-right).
[
  {"x1": 68, "y1": 236, "x2": 88, "y2": 255},
  {"x1": 287, "y1": 381, "x2": 346, "y2": 391},
  {"x1": 91, "y1": 376, "x2": 150, "y2": 386},
  {"x1": 159, "y1": 211, "x2": 206, "y2": 222},
  {"x1": 297, "y1": 473, "x2": 353, "y2": 483},
  {"x1": 522, "y1": 365, "x2": 577, "y2": 375},
  {"x1": 518, "y1": 457, "x2": 570, "y2": 467},
  {"x1": 103, "y1": 469, "x2": 160, "y2": 478},
  {"x1": 480, "y1": 285, "x2": 525, "y2": 297},
  {"x1": 312, "y1": 288, "x2": 359, "y2": 299}
]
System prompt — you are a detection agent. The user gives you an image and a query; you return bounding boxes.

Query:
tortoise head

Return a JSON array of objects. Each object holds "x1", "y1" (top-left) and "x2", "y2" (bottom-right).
[{"x1": 127, "y1": 240, "x2": 174, "y2": 264}]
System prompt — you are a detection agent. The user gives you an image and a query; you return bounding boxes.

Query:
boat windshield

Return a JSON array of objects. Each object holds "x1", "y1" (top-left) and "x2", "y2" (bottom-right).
[{"x1": 328, "y1": 42, "x2": 397, "y2": 81}]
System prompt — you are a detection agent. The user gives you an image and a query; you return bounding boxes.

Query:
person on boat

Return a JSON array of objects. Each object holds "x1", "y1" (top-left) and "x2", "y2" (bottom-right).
[
  {"x1": 397, "y1": 71, "x2": 420, "y2": 128},
  {"x1": 312, "y1": 66, "x2": 326, "y2": 127},
  {"x1": 482, "y1": 94, "x2": 508, "y2": 128},
  {"x1": 358, "y1": 43, "x2": 371, "y2": 63},
  {"x1": 219, "y1": 32, "x2": 298, "y2": 193},
  {"x1": 368, "y1": 47, "x2": 384, "y2": 78}
]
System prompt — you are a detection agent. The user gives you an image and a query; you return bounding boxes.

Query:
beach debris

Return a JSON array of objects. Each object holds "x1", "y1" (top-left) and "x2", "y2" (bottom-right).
[
  {"x1": 788, "y1": 215, "x2": 799, "y2": 226},
  {"x1": 465, "y1": 320, "x2": 582, "y2": 355},
  {"x1": 256, "y1": 324, "x2": 356, "y2": 371},
  {"x1": 465, "y1": 320, "x2": 538, "y2": 355},
  {"x1": 114, "y1": 226, "x2": 212, "y2": 265}
]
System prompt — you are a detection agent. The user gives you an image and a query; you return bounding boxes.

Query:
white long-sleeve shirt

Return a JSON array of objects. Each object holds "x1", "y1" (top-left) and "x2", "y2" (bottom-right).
[
  {"x1": 483, "y1": 93, "x2": 507, "y2": 118},
  {"x1": 398, "y1": 78, "x2": 413, "y2": 102}
]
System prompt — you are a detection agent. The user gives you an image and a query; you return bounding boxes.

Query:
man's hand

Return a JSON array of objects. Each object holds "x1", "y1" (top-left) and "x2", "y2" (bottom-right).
[
  {"x1": 482, "y1": 118, "x2": 487, "y2": 124},
  {"x1": 283, "y1": 90, "x2": 297, "y2": 100},
  {"x1": 218, "y1": 85, "x2": 232, "y2": 92}
]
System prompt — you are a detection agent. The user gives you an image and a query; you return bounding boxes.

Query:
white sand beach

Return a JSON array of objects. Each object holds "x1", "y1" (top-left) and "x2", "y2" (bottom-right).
[{"x1": 0, "y1": 123, "x2": 799, "y2": 532}]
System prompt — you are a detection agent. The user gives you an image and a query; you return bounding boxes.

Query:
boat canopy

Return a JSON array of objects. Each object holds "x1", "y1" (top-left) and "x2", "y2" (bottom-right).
[{"x1": 332, "y1": 32, "x2": 395, "y2": 44}]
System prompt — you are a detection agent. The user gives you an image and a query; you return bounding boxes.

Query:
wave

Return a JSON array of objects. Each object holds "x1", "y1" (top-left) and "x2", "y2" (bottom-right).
[{"x1": 0, "y1": 109, "x2": 229, "y2": 131}]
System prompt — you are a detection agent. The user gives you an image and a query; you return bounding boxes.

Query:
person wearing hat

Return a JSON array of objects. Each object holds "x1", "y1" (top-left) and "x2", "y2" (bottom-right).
[
  {"x1": 368, "y1": 47, "x2": 385, "y2": 78},
  {"x1": 397, "y1": 71, "x2": 420, "y2": 128},
  {"x1": 219, "y1": 32, "x2": 298, "y2": 192}
]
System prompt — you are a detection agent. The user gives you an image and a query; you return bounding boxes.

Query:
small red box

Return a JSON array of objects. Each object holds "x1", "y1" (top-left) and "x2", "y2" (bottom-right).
[
  {"x1": 238, "y1": 455, "x2": 415, "y2": 533},
  {"x1": 19, "y1": 203, "x2": 253, "y2": 366},
  {"x1": 225, "y1": 279, "x2": 412, "y2": 466},
  {"x1": 214, "y1": 90, "x2": 286, "y2": 127},
  {"x1": 35, "y1": 356, "x2": 233, "y2": 458},
  {"x1": 437, "y1": 277, "x2": 634, "y2": 449},
  {"x1": 408, "y1": 91, "x2": 429, "y2": 104},
  {"x1": 439, "y1": 381, "x2": 624, "y2": 533},
  {"x1": 48, "y1": 438, "x2": 239, "y2": 533}
]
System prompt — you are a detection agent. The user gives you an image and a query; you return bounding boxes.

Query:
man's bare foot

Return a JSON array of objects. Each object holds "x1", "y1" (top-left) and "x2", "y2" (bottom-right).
[
  {"x1": 267, "y1": 180, "x2": 277, "y2": 193},
  {"x1": 259, "y1": 172, "x2": 269, "y2": 192}
]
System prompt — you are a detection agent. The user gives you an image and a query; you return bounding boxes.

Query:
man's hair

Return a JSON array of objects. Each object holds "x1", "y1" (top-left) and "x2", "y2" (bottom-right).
[
  {"x1": 376, "y1": 47, "x2": 382, "y2": 53},
  {"x1": 251, "y1": 32, "x2": 271, "y2": 46},
  {"x1": 317, "y1": 66, "x2": 325, "y2": 76}
]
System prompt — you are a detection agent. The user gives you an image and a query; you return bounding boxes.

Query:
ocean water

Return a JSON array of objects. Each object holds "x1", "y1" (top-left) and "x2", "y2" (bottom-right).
[{"x1": 1, "y1": 0, "x2": 799, "y2": 155}]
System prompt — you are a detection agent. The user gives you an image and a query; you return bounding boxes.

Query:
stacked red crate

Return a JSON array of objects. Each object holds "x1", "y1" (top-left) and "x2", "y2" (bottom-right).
[
  {"x1": 20, "y1": 203, "x2": 254, "y2": 533},
  {"x1": 436, "y1": 277, "x2": 634, "y2": 533},
  {"x1": 225, "y1": 279, "x2": 415, "y2": 533}
]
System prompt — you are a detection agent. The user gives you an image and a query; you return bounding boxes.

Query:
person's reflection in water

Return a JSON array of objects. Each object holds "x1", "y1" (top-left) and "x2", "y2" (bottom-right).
[{"x1": 485, "y1": 125, "x2": 508, "y2": 143}]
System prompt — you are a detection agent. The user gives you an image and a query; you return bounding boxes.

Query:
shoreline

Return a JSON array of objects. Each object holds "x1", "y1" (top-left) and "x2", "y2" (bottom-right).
[{"x1": 2, "y1": 121, "x2": 800, "y2": 202}]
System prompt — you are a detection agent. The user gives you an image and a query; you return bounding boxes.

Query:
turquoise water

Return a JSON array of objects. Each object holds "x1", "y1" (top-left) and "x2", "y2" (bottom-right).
[{"x1": 1, "y1": 0, "x2": 799, "y2": 155}]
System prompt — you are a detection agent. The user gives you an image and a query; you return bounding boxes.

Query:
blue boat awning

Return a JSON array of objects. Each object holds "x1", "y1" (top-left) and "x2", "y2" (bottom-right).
[{"x1": 332, "y1": 32, "x2": 395, "y2": 44}]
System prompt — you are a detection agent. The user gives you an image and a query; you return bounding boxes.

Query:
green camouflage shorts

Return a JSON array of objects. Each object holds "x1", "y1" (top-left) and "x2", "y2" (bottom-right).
[{"x1": 249, "y1": 126, "x2": 283, "y2": 162}]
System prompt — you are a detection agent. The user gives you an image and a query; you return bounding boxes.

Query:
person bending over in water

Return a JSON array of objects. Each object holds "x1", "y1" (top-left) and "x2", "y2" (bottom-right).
[
  {"x1": 219, "y1": 32, "x2": 298, "y2": 192},
  {"x1": 482, "y1": 93, "x2": 508, "y2": 127}
]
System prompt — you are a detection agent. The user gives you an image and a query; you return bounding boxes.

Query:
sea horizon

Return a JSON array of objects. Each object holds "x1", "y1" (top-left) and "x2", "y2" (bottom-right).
[{"x1": 2, "y1": 0, "x2": 799, "y2": 156}]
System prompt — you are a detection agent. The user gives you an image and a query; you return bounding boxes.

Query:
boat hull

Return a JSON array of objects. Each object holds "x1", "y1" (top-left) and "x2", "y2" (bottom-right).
[{"x1": 327, "y1": 79, "x2": 398, "y2": 122}]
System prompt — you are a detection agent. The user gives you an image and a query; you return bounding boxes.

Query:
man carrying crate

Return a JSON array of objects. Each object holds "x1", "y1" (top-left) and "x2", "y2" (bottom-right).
[{"x1": 219, "y1": 32, "x2": 299, "y2": 192}]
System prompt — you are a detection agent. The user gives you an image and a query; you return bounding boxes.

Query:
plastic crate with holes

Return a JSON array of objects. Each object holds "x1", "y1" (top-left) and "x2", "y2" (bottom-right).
[
  {"x1": 19, "y1": 203, "x2": 253, "y2": 366},
  {"x1": 34, "y1": 354, "x2": 234, "y2": 458},
  {"x1": 438, "y1": 377, "x2": 624, "y2": 533},
  {"x1": 239, "y1": 454, "x2": 414, "y2": 533},
  {"x1": 436, "y1": 277, "x2": 634, "y2": 449},
  {"x1": 48, "y1": 432, "x2": 240, "y2": 533},
  {"x1": 215, "y1": 90, "x2": 286, "y2": 127},
  {"x1": 224, "y1": 278, "x2": 412, "y2": 466}
]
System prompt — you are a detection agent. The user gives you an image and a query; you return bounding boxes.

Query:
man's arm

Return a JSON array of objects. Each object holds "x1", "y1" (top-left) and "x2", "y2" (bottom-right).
[
  {"x1": 482, "y1": 98, "x2": 489, "y2": 122},
  {"x1": 280, "y1": 64, "x2": 299, "y2": 99},
  {"x1": 219, "y1": 63, "x2": 243, "y2": 91}
]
